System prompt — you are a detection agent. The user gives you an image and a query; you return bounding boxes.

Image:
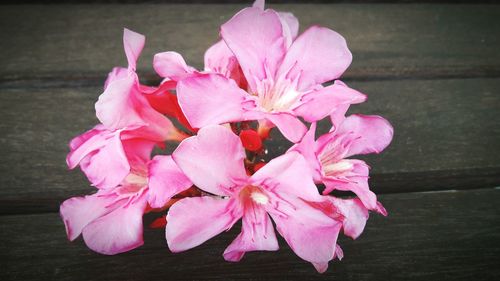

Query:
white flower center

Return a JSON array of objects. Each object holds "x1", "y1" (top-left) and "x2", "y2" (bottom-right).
[
  {"x1": 323, "y1": 160, "x2": 354, "y2": 176},
  {"x1": 250, "y1": 191, "x2": 269, "y2": 205}
]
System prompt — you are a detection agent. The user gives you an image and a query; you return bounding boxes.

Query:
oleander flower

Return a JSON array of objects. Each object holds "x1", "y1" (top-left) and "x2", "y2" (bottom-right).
[
  {"x1": 61, "y1": 153, "x2": 192, "y2": 254},
  {"x1": 167, "y1": 125, "x2": 344, "y2": 272},
  {"x1": 172, "y1": 6, "x2": 365, "y2": 142},
  {"x1": 61, "y1": 28, "x2": 194, "y2": 254},
  {"x1": 290, "y1": 112, "x2": 393, "y2": 211}
]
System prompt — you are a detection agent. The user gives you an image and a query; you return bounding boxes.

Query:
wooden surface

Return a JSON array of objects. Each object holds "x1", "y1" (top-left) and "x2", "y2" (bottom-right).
[{"x1": 0, "y1": 2, "x2": 499, "y2": 280}]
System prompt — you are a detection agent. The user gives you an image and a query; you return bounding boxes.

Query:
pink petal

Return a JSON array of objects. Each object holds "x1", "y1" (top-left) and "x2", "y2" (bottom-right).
[
  {"x1": 293, "y1": 81, "x2": 366, "y2": 122},
  {"x1": 252, "y1": 151, "x2": 321, "y2": 202},
  {"x1": 177, "y1": 73, "x2": 258, "y2": 129},
  {"x1": 223, "y1": 206, "x2": 279, "y2": 262},
  {"x1": 278, "y1": 26, "x2": 352, "y2": 92},
  {"x1": 67, "y1": 129, "x2": 130, "y2": 189},
  {"x1": 324, "y1": 160, "x2": 378, "y2": 210},
  {"x1": 252, "y1": 0, "x2": 265, "y2": 9},
  {"x1": 104, "y1": 67, "x2": 128, "y2": 90},
  {"x1": 121, "y1": 138, "x2": 156, "y2": 169},
  {"x1": 172, "y1": 125, "x2": 248, "y2": 196},
  {"x1": 288, "y1": 123, "x2": 322, "y2": 181},
  {"x1": 123, "y1": 28, "x2": 145, "y2": 70},
  {"x1": 204, "y1": 40, "x2": 235, "y2": 75},
  {"x1": 221, "y1": 7, "x2": 286, "y2": 92},
  {"x1": 337, "y1": 114, "x2": 394, "y2": 157},
  {"x1": 329, "y1": 197, "x2": 369, "y2": 239},
  {"x1": 153, "y1": 51, "x2": 197, "y2": 80},
  {"x1": 278, "y1": 12, "x2": 299, "y2": 47},
  {"x1": 264, "y1": 112, "x2": 307, "y2": 143},
  {"x1": 59, "y1": 192, "x2": 119, "y2": 241},
  {"x1": 82, "y1": 193, "x2": 148, "y2": 255},
  {"x1": 270, "y1": 195, "x2": 342, "y2": 273},
  {"x1": 166, "y1": 196, "x2": 241, "y2": 252},
  {"x1": 147, "y1": 155, "x2": 192, "y2": 209},
  {"x1": 95, "y1": 75, "x2": 173, "y2": 141}
]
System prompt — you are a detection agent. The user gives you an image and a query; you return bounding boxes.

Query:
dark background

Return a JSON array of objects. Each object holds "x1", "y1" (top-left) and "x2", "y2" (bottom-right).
[{"x1": 1, "y1": 1, "x2": 499, "y2": 280}]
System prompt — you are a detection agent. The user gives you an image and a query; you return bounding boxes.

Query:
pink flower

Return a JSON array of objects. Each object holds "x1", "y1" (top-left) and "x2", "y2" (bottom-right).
[
  {"x1": 167, "y1": 125, "x2": 344, "y2": 272},
  {"x1": 290, "y1": 112, "x2": 393, "y2": 212},
  {"x1": 61, "y1": 28, "x2": 194, "y2": 254},
  {"x1": 61, "y1": 152, "x2": 192, "y2": 255},
  {"x1": 172, "y1": 7, "x2": 365, "y2": 142},
  {"x1": 96, "y1": 28, "x2": 175, "y2": 141}
]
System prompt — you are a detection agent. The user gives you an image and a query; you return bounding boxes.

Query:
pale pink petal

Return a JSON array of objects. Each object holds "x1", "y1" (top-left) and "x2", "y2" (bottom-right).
[
  {"x1": 278, "y1": 26, "x2": 352, "y2": 91},
  {"x1": 82, "y1": 193, "x2": 148, "y2": 255},
  {"x1": 337, "y1": 114, "x2": 394, "y2": 157},
  {"x1": 270, "y1": 195, "x2": 342, "y2": 273},
  {"x1": 252, "y1": 151, "x2": 321, "y2": 202},
  {"x1": 288, "y1": 123, "x2": 322, "y2": 181},
  {"x1": 153, "y1": 51, "x2": 197, "y2": 80},
  {"x1": 252, "y1": 0, "x2": 265, "y2": 9},
  {"x1": 223, "y1": 206, "x2": 279, "y2": 262},
  {"x1": 293, "y1": 82, "x2": 366, "y2": 122},
  {"x1": 177, "y1": 73, "x2": 257, "y2": 129},
  {"x1": 104, "y1": 67, "x2": 128, "y2": 90},
  {"x1": 147, "y1": 155, "x2": 192, "y2": 209},
  {"x1": 166, "y1": 196, "x2": 241, "y2": 252},
  {"x1": 59, "y1": 192, "x2": 119, "y2": 241},
  {"x1": 123, "y1": 28, "x2": 145, "y2": 70},
  {"x1": 264, "y1": 112, "x2": 307, "y2": 143},
  {"x1": 172, "y1": 125, "x2": 248, "y2": 196},
  {"x1": 328, "y1": 197, "x2": 369, "y2": 239},
  {"x1": 279, "y1": 12, "x2": 299, "y2": 47},
  {"x1": 221, "y1": 7, "x2": 286, "y2": 92}
]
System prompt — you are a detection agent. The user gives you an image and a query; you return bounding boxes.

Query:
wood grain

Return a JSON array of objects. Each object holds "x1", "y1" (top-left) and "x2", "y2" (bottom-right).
[
  {"x1": 1, "y1": 4, "x2": 499, "y2": 84},
  {"x1": 1, "y1": 188, "x2": 499, "y2": 281},
  {"x1": 1, "y1": 78, "x2": 499, "y2": 213}
]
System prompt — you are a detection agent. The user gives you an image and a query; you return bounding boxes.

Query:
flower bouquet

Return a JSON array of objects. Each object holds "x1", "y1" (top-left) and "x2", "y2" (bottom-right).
[{"x1": 60, "y1": 0, "x2": 393, "y2": 273}]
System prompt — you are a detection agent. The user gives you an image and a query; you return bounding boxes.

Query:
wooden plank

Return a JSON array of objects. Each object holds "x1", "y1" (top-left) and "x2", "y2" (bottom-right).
[
  {"x1": 1, "y1": 188, "x2": 499, "y2": 281},
  {"x1": 1, "y1": 78, "x2": 499, "y2": 213},
  {"x1": 1, "y1": 4, "x2": 500, "y2": 83}
]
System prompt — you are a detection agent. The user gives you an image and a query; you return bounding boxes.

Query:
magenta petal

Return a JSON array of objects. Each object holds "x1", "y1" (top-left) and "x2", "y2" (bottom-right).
[
  {"x1": 59, "y1": 192, "x2": 118, "y2": 241},
  {"x1": 329, "y1": 197, "x2": 369, "y2": 239},
  {"x1": 177, "y1": 73, "x2": 256, "y2": 129},
  {"x1": 82, "y1": 193, "x2": 148, "y2": 255},
  {"x1": 270, "y1": 196, "x2": 342, "y2": 273},
  {"x1": 166, "y1": 196, "x2": 241, "y2": 252},
  {"x1": 123, "y1": 28, "x2": 145, "y2": 70},
  {"x1": 294, "y1": 82, "x2": 366, "y2": 122},
  {"x1": 221, "y1": 7, "x2": 286, "y2": 92},
  {"x1": 278, "y1": 26, "x2": 352, "y2": 91},
  {"x1": 147, "y1": 155, "x2": 192, "y2": 209},
  {"x1": 153, "y1": 51, "x2": 196, "y2": 80},
  {"x1": 338, "y1": 114, "x2": 394, "y2": 157},
  {"x1": 252, "y1": 152, "x2": 321, "y2": 202},
  {"x1": 173, "y1": 125, "x2": 248, "y2": 196},
  {"x1": 264, "y1": 112, "x2": 307, "y2": 143},
  {"x1": 223, "y1": 206, "x2": 279, "y2": 262}
]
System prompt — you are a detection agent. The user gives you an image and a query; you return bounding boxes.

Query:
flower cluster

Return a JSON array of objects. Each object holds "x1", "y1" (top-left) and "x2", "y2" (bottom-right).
[{"x1": 60, "y1": 0, "x2": 393, "y2": 273}]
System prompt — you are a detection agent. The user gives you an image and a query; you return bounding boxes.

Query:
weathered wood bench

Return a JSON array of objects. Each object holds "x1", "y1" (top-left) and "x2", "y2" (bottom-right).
[{"x1": 1, "y1": 2, "x2": 499, "y2": 280}]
